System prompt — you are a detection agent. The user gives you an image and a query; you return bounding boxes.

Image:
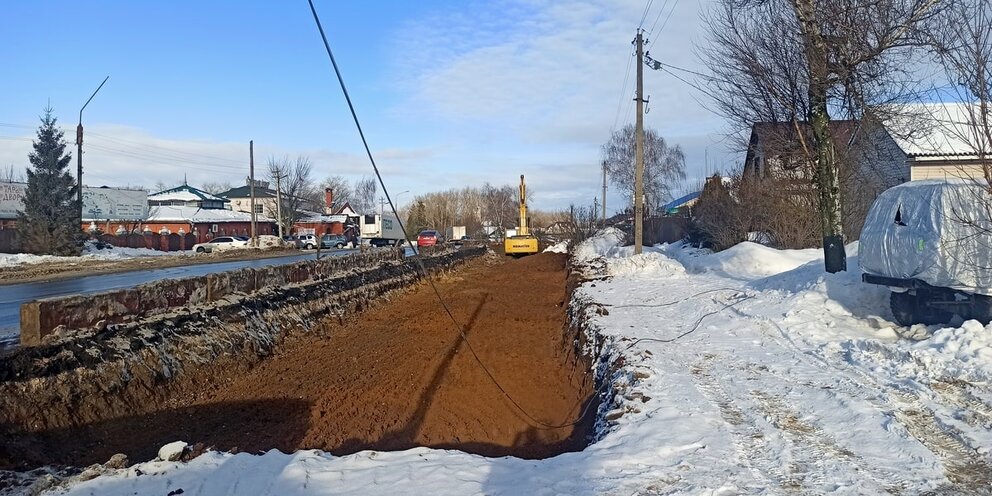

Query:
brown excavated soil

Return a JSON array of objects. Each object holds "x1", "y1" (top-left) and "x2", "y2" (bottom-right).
[{"x1": 5, "y1": 252, "x2": 594, "y2": 467}]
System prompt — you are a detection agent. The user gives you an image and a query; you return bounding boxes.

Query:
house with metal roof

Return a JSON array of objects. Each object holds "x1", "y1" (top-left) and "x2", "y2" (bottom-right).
[
  {"x1": 145, "y1": 184, "x2": 273, "y2": 243},
  {"x1": 148, "y1": 184, "x2": 229, "y2": 209},
  {"x1": 881, "y1": 103, "x2": 989, "y2": 181}
]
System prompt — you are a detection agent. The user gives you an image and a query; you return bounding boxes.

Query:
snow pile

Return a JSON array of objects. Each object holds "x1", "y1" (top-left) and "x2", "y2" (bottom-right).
[
  {"x1": 543, "y1": 241, "x2": 568, "y2": 253},
  {"x1": 51, "y1": 231, "x2": 992, "y2": 495},
  {"x1": 607, "y1": 251, "x2": 686, "y2": 279},
  {"x1": 0, "y1": 244, "x2": 183, "y2": 267},
  {"x1": 662, "y1": 241, "x2": 831, "y2": 280},
  {"x1": 571, "y1": 227, "x2": 625, "y2": 262}
]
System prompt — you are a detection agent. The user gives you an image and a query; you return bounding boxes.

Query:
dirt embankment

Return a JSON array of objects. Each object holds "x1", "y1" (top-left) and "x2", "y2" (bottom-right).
[
  {"x1": 1, "y1": 252, "x2": 595, "y2": 468},
  {"x1": 0, "y1": 248, "x2": 306, "y2": 286}
]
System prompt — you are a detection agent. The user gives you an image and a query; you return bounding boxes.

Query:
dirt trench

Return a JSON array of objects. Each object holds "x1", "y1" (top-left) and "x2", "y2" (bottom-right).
[{"x1": 2, "y1": 252, "x2": 596, "y2": 468}]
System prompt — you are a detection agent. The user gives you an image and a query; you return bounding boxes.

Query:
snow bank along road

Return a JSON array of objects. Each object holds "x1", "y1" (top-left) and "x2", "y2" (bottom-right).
[{"x1": 15, "y1": 231, "x2": 992, "y2": 495}]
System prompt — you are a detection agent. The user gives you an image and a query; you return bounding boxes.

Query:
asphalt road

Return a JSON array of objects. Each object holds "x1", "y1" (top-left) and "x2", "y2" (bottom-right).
[{"x1": 0, "y1": 249, "x2": 362, "y2": 347}]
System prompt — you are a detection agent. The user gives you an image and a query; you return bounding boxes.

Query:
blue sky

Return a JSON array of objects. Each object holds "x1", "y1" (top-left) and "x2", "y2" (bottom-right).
[{"x1": 0, "y1": 0, "x2": 735, "y2": 212}]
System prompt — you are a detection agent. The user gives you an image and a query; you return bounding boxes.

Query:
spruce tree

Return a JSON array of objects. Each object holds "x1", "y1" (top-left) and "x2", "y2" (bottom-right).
[{"x1": 17, "y1": 107, "x2": 81, "y2": 255}]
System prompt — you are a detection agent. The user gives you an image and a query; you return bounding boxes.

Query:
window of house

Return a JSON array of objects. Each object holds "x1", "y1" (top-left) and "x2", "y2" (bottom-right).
[
  {"x1": 211, "y1": 224, "x2": 219, "y2": 233},
  {"x1": 255, "y1": 205, "x2": 263, "y2": 214}
]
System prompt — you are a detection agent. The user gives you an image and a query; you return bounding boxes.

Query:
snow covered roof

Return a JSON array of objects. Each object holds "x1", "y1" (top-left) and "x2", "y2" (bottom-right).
[
  {"x1": 148, "y1": 185, "x2": 229, "y2": 203},
  {"x1": 885, "y1": 103, "x2": 987, "y2": 158},
  {"x1": 296, "y1": 213, "x2": 351, "y2": 224},
  {"x1": 147, "y1": 206, "x2": 274, "y2": 223}
]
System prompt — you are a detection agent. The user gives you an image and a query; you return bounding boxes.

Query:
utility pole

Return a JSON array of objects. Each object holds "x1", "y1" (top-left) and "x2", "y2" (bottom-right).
[
  {"x1": 249, "y1": 140, "x2": 257, "y2": 246},
  {"x1": 76, "y1": 76, "x2": 109, "y2": 224},
  {"x1": 601, "y1": 160, "x2": 607, "y2": 226},
  {"x1": 634, "y1": 30, "x2": 645, "y2": 255},
  {"x1": 274, "y1": 172, "x2": 284, "y2": 239}
]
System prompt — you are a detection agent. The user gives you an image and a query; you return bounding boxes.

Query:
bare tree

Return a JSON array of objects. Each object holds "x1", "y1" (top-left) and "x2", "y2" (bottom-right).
[
  {"x1": 152, "y1": 180, "x2": 169, "y2": 193},
  {"x1": 317, "y1": 175, "x2": 355, "y2": 211},
  {"x1": 1, "y1": 165, "x2": 24, "y2": 183},
  {"x1": 268, "y1": 155, "x2": 318, "y2": 231},
  {"x1": 481, "y1": 183, "x2": 517, "y2": 237},
  {"x1": 351, "y1": 176, "x2": 378, "y2": 214},
  {"x1": 932, "y1": 0, "x2": 992, "y2": 183},
  {"x1": 602, "y1": 124, "x2": 687, "y2": 214},
  {"x1": 703, "y1": 0, "x2": 946, "y2": 272},
  {"x1": 200, "y1": 181, "x2": 233, "y2": 194}
]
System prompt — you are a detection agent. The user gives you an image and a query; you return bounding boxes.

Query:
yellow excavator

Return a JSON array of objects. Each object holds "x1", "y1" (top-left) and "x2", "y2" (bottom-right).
[{"x1": 504, "y1": 174, "x2": 539, "y2": 257}]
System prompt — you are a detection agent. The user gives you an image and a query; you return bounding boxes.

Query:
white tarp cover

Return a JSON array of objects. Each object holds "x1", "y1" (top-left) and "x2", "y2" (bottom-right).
[{"x1": 860, "y1": 179, "x2": 992, "y2": 294}]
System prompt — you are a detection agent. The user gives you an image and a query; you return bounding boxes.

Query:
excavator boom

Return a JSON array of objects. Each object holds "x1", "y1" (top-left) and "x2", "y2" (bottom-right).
[{"x1": 504, "y1": 174, "x2": 539, "y2": 256}]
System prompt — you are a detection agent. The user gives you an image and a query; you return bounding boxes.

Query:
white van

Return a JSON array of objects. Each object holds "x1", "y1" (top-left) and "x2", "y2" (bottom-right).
[{"x1": 860, "y1": 179, "x2": 992, "y2": 325}]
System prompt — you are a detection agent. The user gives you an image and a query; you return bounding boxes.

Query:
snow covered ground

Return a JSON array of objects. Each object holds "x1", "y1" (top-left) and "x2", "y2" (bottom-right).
[
  {"x1": 0, "y1": 243, "x2": 184, "y2": 268},
  {"x1": 46, "y1": 229, "x2": 992, "y2": 495}
]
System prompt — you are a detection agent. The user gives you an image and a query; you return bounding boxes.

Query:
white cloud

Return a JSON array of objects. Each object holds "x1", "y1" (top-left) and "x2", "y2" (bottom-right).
[
  {"x1": 0, "y1": 124, "x2": 438, "y2": 191},
  {"x1": 387, "y1": 0, "x2": 739, "y2": 210}
]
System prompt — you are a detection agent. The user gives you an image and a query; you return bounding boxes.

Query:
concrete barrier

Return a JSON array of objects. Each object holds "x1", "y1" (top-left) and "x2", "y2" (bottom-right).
[{"x1": 19, "y1": 248, "x2": 409, "y2": 346}]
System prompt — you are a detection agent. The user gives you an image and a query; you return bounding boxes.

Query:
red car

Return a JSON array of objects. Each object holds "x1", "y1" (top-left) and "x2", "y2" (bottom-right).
[{"x1": 417, "y1": 230, "x2": 441, "y2": 247}]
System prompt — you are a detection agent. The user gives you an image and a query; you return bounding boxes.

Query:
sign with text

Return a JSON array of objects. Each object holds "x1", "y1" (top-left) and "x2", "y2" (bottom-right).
[{"x1": 0, "y1": 182, "x2": 148, "y2": 221}]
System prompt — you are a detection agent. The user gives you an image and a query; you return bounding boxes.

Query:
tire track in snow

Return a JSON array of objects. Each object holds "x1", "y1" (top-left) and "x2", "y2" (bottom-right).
[
  {"x1": 737, "y1": 311, "x2": 992, "y2": 493},
  {"x1": 690, "y1": 355, "x2": 807, "y2": 493},
  {"x1": 694, "y1": 351, "x2": 902, "y2": 494},
  {"x1": 747, "y1": 389, "x2": 908, "y2": 494},
  {"x1": 931, "y1": 380, "x2": 992, "y2": 430}
]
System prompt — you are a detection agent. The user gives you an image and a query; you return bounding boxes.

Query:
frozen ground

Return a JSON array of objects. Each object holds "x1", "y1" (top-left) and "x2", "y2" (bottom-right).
[
  {"x1": 44, "y1": 229, "x2": 992, "y2": 495},
  {"x1": 0, "y1": 243, "x2": 183, "y2": 268}
]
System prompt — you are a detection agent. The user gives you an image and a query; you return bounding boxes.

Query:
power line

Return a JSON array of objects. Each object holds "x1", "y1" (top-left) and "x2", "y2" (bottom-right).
[
  {"x1": 84, "y1": 130, "x2": 246, "y2": 165},
  {"x1": 656, "y1": 0, "x2": 680, "y2": 37},
  {"x1": 638, "y1": 0, "x2": 655, "y2": 29},
  {"x1": 647, "y1": 0, "x2": 670, "y2": 35},
  {"x1": 610, "y1": 49, "x2": 635, "y2": 134}
]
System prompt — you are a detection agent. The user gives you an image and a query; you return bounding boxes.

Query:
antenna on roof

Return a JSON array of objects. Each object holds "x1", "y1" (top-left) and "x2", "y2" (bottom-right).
[{"x1": 183, "y1": 173, "x2": 188, "y2": 186}]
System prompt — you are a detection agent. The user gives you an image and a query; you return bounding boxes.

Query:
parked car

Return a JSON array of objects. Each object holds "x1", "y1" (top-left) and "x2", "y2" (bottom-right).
[
  {"x1": 282, "y1": 235, "x2": 302, "y2": 248},
  {"x1": 320, "y1": 233, "x2": 351, "y2": 249},
  {"x1": 861, "y1": 180, "x2": 992, "y2": 325},
  {"x1": 192, "y1": 236, "x2": 248, "y2": 254},
  {"x1": 417, "y1": 230, "x2": 442, "y2": 247},
  {"x1": 297, "y1": 234, "x2": 319, "y2": 250}
]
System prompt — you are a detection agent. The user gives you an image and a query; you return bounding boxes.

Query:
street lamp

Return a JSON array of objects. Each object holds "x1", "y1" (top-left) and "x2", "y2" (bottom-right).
[
  {"x1": 381, "y1": 190, "x2": 409, "y2": 215},
  {"x1": 77, "y1": 76, "x2": 109, "y2": 223}
]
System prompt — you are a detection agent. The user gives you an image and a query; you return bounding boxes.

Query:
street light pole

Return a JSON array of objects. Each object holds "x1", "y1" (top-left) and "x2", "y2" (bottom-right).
[{"x1": 77, "y1": 76, "x2": 109, "y2": 224}]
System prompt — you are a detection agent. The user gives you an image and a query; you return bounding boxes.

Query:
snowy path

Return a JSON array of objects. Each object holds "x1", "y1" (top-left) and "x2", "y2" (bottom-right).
[{"x1": 40, "y1": 231, "x2": 992, "y2": 495}]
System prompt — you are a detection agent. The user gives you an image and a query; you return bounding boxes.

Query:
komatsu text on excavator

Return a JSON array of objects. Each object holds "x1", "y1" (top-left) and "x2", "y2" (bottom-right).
[{"x1": 504, "y1": 174, "x2": 539, "y2": 257}]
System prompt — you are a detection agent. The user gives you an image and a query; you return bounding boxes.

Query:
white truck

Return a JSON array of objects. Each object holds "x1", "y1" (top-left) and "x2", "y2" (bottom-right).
[
  {"x1": 860, "y1": 179, "x2": 992, "y2": 325},
  {"x1": 360, "y1": 212, "x2": 407, "y2": 247},
  {"x1": 445, "y1": 226, "x2": 466, "y2": 242}
]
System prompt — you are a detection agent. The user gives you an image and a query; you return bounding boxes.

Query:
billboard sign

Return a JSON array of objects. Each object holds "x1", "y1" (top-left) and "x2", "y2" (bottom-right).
[{"x1": 0, "y1": 182, "x2": 148, "y2": 221}]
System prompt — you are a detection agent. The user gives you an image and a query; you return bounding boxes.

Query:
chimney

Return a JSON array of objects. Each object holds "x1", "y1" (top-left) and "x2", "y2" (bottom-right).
[{"x1": 324, "y1": 188, "x2": 334, "y2": 214}]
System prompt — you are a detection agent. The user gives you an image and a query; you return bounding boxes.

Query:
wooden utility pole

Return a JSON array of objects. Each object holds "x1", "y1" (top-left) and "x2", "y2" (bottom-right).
[
  {"x1": 634, "y1": 30, "x2": 645, "y2": 255},
  {"x1": 249, "y1": 140, "x2": 257, "y2": 246},
  {"x1": 602, "y1": 160, "x2": 607, "y2": 226},
  {"x1": 274, "y1": 172, "x2": 284, "y2": 239}
]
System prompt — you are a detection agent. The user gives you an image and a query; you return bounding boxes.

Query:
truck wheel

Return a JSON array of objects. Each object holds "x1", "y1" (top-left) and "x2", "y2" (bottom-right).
[
  {"x1": 890, "y1": 291, "x2": 918, "y2": 326},
  {"x1": 891, "y1": 291, "x2": 953, "y2": 326}
]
